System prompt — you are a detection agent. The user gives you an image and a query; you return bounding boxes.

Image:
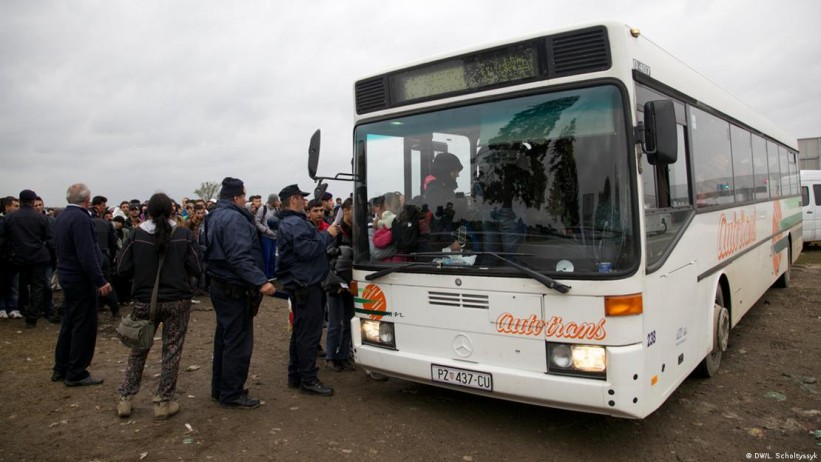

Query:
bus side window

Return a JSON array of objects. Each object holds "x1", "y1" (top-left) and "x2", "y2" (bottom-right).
[
  {"x1": 635, "y1": 85, "x2": 689, "y2": 209},
  {"x1": 691, "y1": 107, "x2": 733, "y2": 208},
  {"x1": 640, "y1": 140, "x2": 658, "y2": 209},
  {"x1": 655, "y1": 163, "x2": 672, "y2": 208},
  {"x1": 644, "y1": 123, "x2": 691, "y2": 268},
  {"x1": 643, "y1": 123, "x2": 688, "y2": 209},
  {"x1": 668, "y1": 124, "x2": 689, "y2": 207}
]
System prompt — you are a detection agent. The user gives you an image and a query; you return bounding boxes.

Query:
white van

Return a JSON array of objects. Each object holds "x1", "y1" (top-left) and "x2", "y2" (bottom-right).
[{"x1": 801, "y1": 170, "x2": 821, "y2": 245}]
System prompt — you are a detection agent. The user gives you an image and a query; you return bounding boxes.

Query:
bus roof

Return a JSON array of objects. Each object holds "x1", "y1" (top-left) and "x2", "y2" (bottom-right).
[{"x1": 355, "y1": 20, "x2": 796, "y2": 150}]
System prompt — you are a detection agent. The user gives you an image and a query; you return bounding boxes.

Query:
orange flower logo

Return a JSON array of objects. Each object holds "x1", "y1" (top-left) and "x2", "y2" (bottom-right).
[{"x1": 361, "y1": 284, "x2": 388, "y2": 320}]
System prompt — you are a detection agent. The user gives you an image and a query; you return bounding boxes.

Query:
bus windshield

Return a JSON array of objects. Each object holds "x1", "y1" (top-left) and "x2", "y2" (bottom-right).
[{"x1": 355, "y1": 84, "x2": 636, "y2": 275}]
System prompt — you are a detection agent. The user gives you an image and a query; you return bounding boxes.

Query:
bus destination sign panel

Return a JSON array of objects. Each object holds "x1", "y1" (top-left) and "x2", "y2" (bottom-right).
[{"x1": 390, "y1": 44, "x2": 539, "y2": 104}]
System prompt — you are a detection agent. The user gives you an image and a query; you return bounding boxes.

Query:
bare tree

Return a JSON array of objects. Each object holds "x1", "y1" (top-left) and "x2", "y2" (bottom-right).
[{"x1": 193, "y1": 181, "x2": 220, "y2": 202}]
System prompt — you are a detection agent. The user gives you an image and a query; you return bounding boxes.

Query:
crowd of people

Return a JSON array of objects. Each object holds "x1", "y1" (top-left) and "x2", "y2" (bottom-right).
[
  {"x1": 0, "y1": 150, "x2": 469, "y2": 421},
  {"x1": 0, "y1": 179, "x2": 355, "y2": 420}
]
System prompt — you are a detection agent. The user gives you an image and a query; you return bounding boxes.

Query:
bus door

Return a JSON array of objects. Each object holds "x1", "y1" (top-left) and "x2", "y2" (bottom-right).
[{"x1": 643, "y1": 262, "x2": 700, "y2": 392}]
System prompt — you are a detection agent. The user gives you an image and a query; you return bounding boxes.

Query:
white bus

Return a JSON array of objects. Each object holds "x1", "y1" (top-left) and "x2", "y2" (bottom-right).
[{"x1": 308, "y1": 21, "x2": 801, "y2": 418}]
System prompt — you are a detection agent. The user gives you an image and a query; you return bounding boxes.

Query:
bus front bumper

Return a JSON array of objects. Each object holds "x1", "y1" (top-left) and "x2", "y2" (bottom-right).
[{"x1": 352, "y1": 319, "x2": 651, "y2": 418}]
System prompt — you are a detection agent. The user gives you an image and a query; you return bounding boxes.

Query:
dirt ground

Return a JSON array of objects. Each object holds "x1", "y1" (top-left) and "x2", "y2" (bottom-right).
[{"x1": 0, "y1": 249, "x2": 819, "y2": 462}]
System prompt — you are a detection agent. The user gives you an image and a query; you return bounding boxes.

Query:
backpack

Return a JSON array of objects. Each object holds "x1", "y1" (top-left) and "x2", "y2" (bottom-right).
[{"x1": 392, "y1": 205, "x2": 421, "y2": 253}]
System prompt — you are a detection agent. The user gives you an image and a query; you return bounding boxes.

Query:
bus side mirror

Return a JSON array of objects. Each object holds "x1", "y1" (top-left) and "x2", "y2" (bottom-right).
[
  {"x1": 308, "y1": 129, "x2": 321, "y2": 180},
  {"x1": 643, "y1": 100, "x2": 677, "y2": 165}
]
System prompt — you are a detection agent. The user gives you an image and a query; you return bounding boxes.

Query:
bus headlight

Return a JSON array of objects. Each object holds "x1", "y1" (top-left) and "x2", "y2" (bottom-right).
[
  {"x1": 551, "y1": 344, "x2": 573, "y2": 368},
  {"x1": 361, "y1": 320, "x2": 396, "y2": 349},
  {"x1": 546, "y1": 342, "x2": 606, "y2": 379}
]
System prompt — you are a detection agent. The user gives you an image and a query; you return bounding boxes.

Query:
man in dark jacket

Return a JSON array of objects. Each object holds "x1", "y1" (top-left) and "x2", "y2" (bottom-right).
[
  {"x1": 52, "y1": 183, "x2": 112, "y2": 386},
  {"x1": 424, "y1": 152, "x2": 465, "y2": 251},
  {"x1": 2, "y1": 189, "x2": 55, "y2": 327},
  {"x1": 34, "y1": 196, "x2": 59, "y2": 322},
  {"x1": 90, "y1": 196, "x2": 121, "y2": 318},
  {"x1": 277, "y1": 184, "x2": 339, "y2": 396},
  {"x1": 204, "y1": 177, "x2": 276, "y2": 409},
  {"x1": 0, "y1": 197, "x2": 21, "y2": 320},
  {"x1": 320, "y1": 191, "x2": 335, "y2": 225}
]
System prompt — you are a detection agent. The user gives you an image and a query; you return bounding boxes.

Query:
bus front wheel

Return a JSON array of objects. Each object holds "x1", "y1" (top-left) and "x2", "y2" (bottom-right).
[{"x1": 696, "y1": 285, "x2": 729, "y2": 378}]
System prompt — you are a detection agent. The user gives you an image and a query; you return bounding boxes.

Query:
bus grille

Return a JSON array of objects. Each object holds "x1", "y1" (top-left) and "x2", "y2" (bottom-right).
[
  {"x1": 355, "y1": 76, "x2": 388, "y2": 114},
  {"x1": 428, "y1": 291, "x2": 490, "y2": 309},
  {"x1": 547, "y1": 26, "x2": 611, "y2": 78}
]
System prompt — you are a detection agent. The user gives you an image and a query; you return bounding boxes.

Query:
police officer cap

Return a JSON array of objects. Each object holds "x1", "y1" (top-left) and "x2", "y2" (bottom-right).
[
  {"x1": 279, "y1": 184, "x2": 310, "y2": 202},
  {"x1": 219, "y1": 177, "x2": 245, "y2": 199},
  {"x1": 19, "y1": 189, "x2": 37, "y2": 201}
]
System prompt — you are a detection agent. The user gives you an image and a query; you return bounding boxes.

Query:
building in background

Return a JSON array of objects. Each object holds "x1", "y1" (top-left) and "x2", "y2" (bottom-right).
[{"x1": 799, "y1": 137, "x2": 821, "y2": 170}]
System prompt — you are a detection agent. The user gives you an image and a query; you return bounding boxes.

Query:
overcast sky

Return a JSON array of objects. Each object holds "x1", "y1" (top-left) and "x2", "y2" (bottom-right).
[{"x1": 2, "y1": 0, "x2": 819, "y2": 207}]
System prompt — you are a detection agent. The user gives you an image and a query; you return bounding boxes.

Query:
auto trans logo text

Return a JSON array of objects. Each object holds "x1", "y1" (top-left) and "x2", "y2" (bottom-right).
[
  {"x1": 495, "y1": 313, "x2": 607, "y2": 340},
  {"x1": 717, "y1": 209, "x2": 756, "y2": 260}
]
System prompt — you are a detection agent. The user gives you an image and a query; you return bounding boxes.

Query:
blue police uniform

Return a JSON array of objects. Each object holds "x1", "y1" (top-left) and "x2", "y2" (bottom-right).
[
  {"x1": 204, "y1": 197, "x2": 268, "y2": 405},
  {"x1": 276, "y1": 207, "x2": 333, "y2": 391}
]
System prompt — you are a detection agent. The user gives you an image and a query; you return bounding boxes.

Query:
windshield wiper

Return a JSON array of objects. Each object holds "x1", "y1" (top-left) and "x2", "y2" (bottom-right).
[
  {"x1": 364, "y1": 262, "x2": 436, "y2": 281},
  {"x1": 363, "y1": 251, "x2": 494, "y2": 281},
  {"x1": 478, "y1": 251, "x2": 571, "y2": 294},
  {"x1": 363, "y1": 251, "x2": 571, "y2": 294}
]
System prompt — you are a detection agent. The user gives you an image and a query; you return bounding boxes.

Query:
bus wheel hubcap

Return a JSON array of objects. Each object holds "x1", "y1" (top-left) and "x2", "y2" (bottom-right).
[{"x1": 715, "y1": 306, "x2": 730, "y2": 352}]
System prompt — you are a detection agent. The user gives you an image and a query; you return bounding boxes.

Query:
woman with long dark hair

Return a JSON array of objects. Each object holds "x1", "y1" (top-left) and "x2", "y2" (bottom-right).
[{"x1": 115, "y1": 192, "x2": 201, "y2": 420}]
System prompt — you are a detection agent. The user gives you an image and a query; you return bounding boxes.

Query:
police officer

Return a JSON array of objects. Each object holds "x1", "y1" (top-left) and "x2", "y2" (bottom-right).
[
  {"x1": 276, "y1": 184, "x2": 339, "y2": 396},
  {"x1": 205, "y1": 177, "x2": 276, "y2": 409}
]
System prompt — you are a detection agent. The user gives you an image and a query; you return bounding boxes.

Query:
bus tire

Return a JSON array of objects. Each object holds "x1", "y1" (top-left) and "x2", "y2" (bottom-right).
[
  {"x1": 695, "y1": 285, "x2": 729, "y2": 378},
  {"x1": 773, "y1": 249, "x2": 791, "y2": 289}
]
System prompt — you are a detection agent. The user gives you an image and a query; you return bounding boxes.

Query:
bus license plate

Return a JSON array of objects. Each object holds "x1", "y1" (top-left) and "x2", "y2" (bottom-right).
[{"x1": 431, "y1": 364, "x2": 493, "y2": 391}]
